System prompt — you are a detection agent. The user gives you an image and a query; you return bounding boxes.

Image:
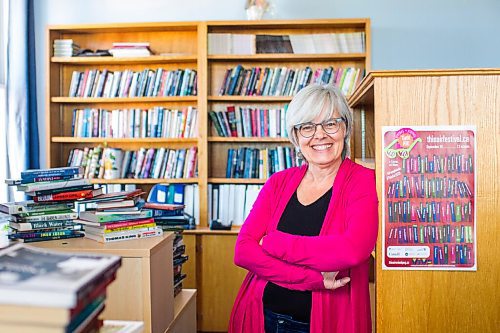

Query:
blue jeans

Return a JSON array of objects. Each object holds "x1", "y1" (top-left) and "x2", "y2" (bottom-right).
[{"x1": 264, "y1": 308, "x2": 310, "y2": 333}]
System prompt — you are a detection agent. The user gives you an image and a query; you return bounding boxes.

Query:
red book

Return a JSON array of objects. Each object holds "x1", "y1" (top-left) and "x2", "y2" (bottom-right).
[
  {"x1": 226, "y1": 106, "x2": 238, "y2": 137},
  {"x1": 143, "y1": 202, "x2": 184, "y2": 210},
  {"x1": 34, "y1": 188, "x2": 103, "y2": 202}
]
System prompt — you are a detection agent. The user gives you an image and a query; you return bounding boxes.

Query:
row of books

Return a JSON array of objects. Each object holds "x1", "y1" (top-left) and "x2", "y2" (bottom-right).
[
  {"x1": 386, "y1": 176, "x2": 473, "y2": 199},
  {"x1": 218, "y1": 65, "x2": 363, "y2": 97},
  {"x1": 53, "y1": 38, "x2": 80, "y2": 57},
  {"x1": 172, "y1": 230, "x2": 188, "y2": 297},
  {"x1": 226, "y1": 146, "x2": 299, "y2": 179},
  {"x1": 0, "y1": 243, "x2": 120, "y2": 332},
  {"x1": 208, "y1": 32, "x2": 365, "y2": 55},
  {"x1": 68, "y1": 67, "x2": 197, "y2": 98},
  {"x1": 68, "y1": 146, "x2": 198, "y2": 180},
  {"x1": 209, "y1": 106, "x2": 288, "y2": 138},
  {"x1": 71, "y1": 106, "x2": 198, "y2": 139},
  {"x1": 208, "y1": 184, "x2": 262, "y2": 226}
]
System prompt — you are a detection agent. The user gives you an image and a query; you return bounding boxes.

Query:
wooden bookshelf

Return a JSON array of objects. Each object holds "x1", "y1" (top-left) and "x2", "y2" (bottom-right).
[{"x1": 47, "y1": 19, "x2": 371, "y2": 332}]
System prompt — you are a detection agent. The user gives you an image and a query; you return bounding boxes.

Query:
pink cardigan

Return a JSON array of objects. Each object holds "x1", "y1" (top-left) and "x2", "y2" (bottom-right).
[{"x1": 229, "y1": 158, "x2": 378, "y2": 333}]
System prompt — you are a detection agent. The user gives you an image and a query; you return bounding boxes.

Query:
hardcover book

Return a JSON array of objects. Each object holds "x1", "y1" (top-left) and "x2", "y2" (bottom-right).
[{"x1": 0, "y1": 243, "x2": 121, "y2": 308}]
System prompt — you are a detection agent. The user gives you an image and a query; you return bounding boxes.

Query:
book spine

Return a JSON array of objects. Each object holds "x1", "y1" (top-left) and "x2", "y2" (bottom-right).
[
  {"x1": 18, "y1": 232, "x2": 84, "y2": 243},
  {"x1": 34, "y1": 189, "x2": 96, "y2": 202},
  {"x1": 21, "y1": 212, "x2": 78, "y2": 222}
]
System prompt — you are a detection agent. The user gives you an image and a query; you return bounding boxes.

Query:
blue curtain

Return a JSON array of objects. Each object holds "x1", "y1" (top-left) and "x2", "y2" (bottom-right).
[{"x1": 3, "y1": 0, "x2": 39, "y2": 201}]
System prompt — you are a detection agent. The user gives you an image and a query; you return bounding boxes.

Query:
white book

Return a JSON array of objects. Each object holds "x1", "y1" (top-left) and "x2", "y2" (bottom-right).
[
  {"x1": 233, "y1": 185, "x2": 246, "y2": 226},
  {"x1": 227, "y1": 184, "x2": 236, "y2": 226},
  {"x1": 193, "y1": 184, "x2": 200, "y2": 225},
  {"x1": 0, "y1": 243, "x2": 120, "y2": 308},
  {"x1": 207, "y1": 184, "x2": 213, "y2": 222}
]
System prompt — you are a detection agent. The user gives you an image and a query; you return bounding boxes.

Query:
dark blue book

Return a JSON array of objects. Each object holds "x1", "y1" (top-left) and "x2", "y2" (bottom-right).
[
  {"x1": 148, "y1": 208, "x2": 184, "y2": 218},
  {"x1": 21, "y1": 167, "x2": 83, "y2": 182}
]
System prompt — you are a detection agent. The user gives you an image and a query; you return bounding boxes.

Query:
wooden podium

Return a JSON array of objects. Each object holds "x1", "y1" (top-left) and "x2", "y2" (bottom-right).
[
  {"x1": 349, "y1": 69, "x2": 500, "y2": 333},
  {"x1": 34, "y1": 233, "x2": 196, "y2": 333}
]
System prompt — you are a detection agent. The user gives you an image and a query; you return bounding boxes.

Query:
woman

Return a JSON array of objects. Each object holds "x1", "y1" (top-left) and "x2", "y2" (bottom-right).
[{"x1": 229, "y1": 84, "x2": 378, "y2": 333}]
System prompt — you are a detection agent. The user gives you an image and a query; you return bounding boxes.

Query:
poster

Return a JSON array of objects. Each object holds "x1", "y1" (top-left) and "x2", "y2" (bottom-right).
[{"x1": 382, "y1": 126, "x2": 476, "y2": 270}]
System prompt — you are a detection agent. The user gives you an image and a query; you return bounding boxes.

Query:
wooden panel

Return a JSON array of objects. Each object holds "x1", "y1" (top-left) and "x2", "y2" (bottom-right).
[
  {"x1": 198, "y1": 235, "x2": 247, "y2": 332},
  {"x1": 373, "y1": 74, "x2": 500, "y2": 333},
  {"x1": 166, "y1": 289, "x2": 197, "y2": 333},
  {"x1": 182, "y1": 234, "x2": 197, "y2": 289}
]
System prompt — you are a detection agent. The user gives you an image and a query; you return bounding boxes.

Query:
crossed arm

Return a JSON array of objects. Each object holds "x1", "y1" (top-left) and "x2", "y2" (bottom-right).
[
  {"x1": 261, "y1": 171, "x2": 378, "y2": 272},
  {"x1": 234, "y1": 178, "x2": 325, "y2": 291},
  {"x1": 234, "y1": 169, "x2": 378, "y2": 290}
]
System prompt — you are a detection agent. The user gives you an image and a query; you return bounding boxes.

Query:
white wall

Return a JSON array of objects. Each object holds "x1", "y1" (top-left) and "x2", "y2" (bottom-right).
[{"x1": 34, "y1": 0, "x2": 500, "y2": 167}]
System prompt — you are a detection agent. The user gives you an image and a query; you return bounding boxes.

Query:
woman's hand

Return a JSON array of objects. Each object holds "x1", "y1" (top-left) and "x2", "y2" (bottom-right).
[{"x1": 322, "y1": 271, "x2": 350, "y2": 290}]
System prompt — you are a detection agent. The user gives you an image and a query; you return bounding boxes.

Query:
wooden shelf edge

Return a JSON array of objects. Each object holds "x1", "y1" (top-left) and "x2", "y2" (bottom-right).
[
  {"x1": 89, "y1": 178, "x2": 199, "y2": 184},
  {"x1": 208, "y1": 178, "x2": 266, "y2": 184},
  {"x1": 208, "y1": 96, "x2": 292, "y2": 102},
  {"x1": 208, "y1": 53, "x2": 366, "y2": 61},
  {"x1": 51, "y1": 55, "x2": 197, "y2": 64},
  {"x1": 208, "y1": 137, "x2": 290, "y2": 143},
  {"x1": 51, "y1": 97, "x2": 198, "y2": 103},
  {"x1": 51, "y1": 137, "x2": 198, "y2": 144},
  {"x1": 184, "y1": 226, "x2": 241, "y2": 235}
]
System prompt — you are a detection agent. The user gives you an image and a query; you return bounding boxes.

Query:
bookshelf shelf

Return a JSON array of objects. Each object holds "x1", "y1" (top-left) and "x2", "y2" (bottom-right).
[
  {"x1": 208, "y1": 178, "x2": 266, "y2": 184},
  {"x1": 208, "y1": 53, "x2": 366, "y2": 61},
  {"x1": 51, "y1": 55, "x2": 198, "y2": 64},
  {"x1": 208, "y1": 96, "x2": 293, "y2": 102},
  {"x1": 51, "y1": 137, "x2": 199, "y2": 144},
  {"x1": 208, "y1": 137, "x2": 289, "y2": 143},
  {"x1": 51, "y1": 96, "x2": 198, "y2": 104},
  {"x1": 89, "y1": 178, "x2": 199, "y2": 184}
]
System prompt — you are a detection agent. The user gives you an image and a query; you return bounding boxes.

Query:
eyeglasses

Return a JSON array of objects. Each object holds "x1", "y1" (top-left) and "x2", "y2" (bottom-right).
[{"x1": 294, "y1": 118, "x2": 345, "y2": 138}]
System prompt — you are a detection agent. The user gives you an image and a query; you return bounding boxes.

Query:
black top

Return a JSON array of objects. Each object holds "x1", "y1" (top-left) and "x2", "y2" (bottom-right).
[{"x1": 262, "y1": 187, "x2": 332, "y2": 322}]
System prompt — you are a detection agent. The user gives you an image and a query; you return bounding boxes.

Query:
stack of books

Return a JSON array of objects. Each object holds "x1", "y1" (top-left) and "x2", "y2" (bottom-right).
[
  {"x1": 109, "y1": 42, "x2": 152, "y2": 57},
  {"x1": 0, "y1": 243, "x2": 121, "y2": 332},
  {"x1": 53, "y1": 39, "x2": 80, "y2": 57},
  {"x1": 171, "y1": 229, "x2": 188, "y2": 297},
  {"x1": 76, "y1": 189, "x2": 163, "y2": 243},
  {"x1": 143, "y1": 202, "x2": 194, "y2": 230},
  {"x1": 3, "y1": 166, "x2": 98, "y2": 243}
]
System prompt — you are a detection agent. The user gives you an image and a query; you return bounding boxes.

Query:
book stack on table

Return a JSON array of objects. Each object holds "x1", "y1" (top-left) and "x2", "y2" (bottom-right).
[
  {"x1": 75, "y1": 189, "x2": 163, "y2": 243},
  {"x1": 3, "y1": 166, "x2": 99, "y2": 243},
  {"x1": 0, "y1": 243, "x2": 121, "y2": 332}
]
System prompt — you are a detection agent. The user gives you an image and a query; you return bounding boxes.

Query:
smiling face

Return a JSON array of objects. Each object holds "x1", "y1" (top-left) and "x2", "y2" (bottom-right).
[{"x1": 296, "y1": 109, "x2": 345, "y2": 168}]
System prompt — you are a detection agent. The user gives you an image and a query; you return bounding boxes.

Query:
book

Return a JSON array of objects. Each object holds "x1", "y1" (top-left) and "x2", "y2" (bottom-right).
[
  {"x1": 12, "y1": 232, "x2": 85, "y2": 243},
  {"x1": 9, "y1": 220, "x2": 80, "y2": 232},
  {"x1": 33, "y1": 188, "x2": 103, "y2": 202},
  {"x1": 78, "y1": 210, "x2": 153, "y2": 224},
  {"x1": 85, "y1": 226, "x2": 163, "y2": 243},
  {"x1": 17, "y1": 178, "x2": 90, "y2": 193},
  {"x1": 0, "y1": 201, "x2": 74, "y2": 215},
  {"x1": 12, "y1": 211, "x2": 78, "y2": 222},
  {"x1": 20, "y1": 166, "x2": 83, "y2": 180},
  {"x1": 0, "y1": 243, "x2": 121, "y2": 308}
]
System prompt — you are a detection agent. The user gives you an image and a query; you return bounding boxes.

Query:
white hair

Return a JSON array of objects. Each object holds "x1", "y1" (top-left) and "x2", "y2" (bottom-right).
[{"x1": 286, "y1": 84, "x2": 353, "y2": 159}]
